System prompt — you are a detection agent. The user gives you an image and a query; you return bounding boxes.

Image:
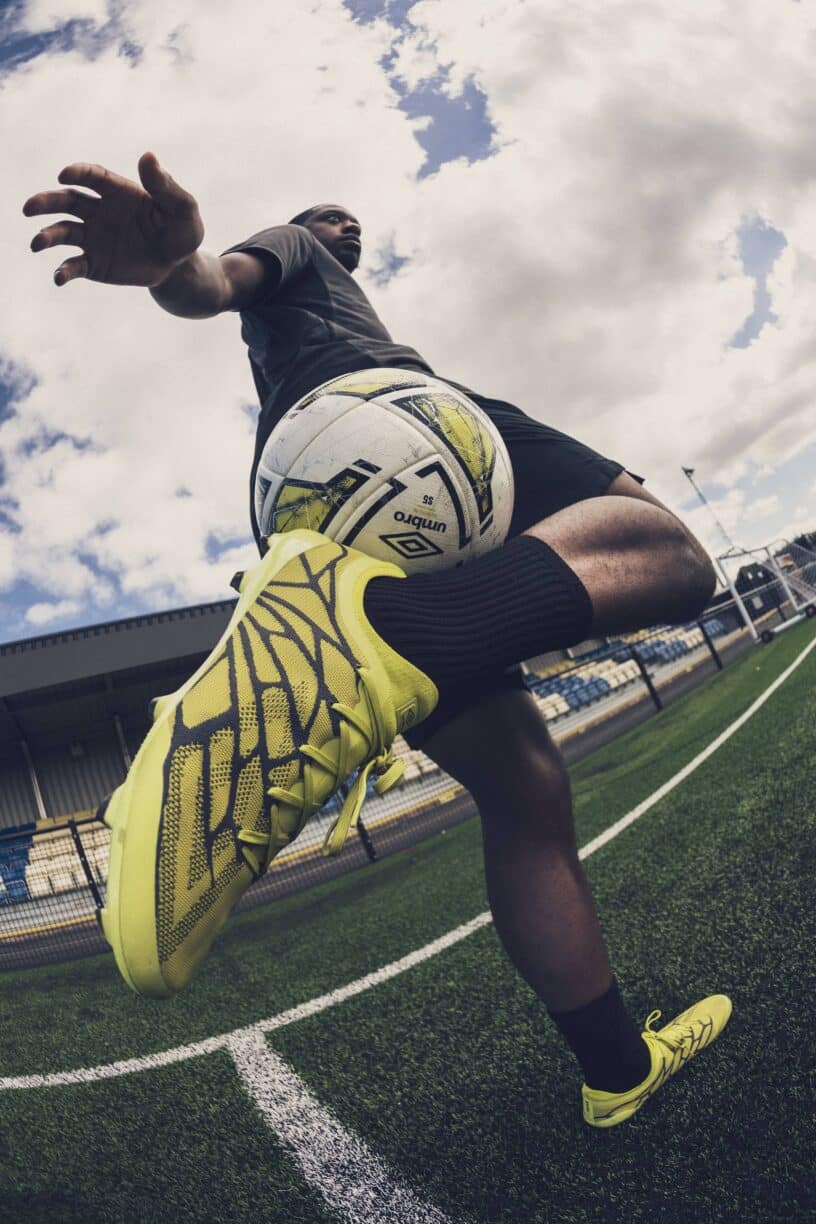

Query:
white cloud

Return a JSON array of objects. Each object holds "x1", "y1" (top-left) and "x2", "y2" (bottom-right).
[
  {"x1": 381, "y1": 0, "x2": 816, "y2": 492},
  {"x1": 743, "y1": 494, "x2": 780, "y2": 522},
  {"x1": 18, "y1": 0, "x2": 109, "y2": 30},
  {"x1": 25, "y1": 597, "x2": 82, "y2": 626},
  {"x1": 677, "y1": 481, "x2": 807, "y2": 562},
  {"x1": 1, "y1": 0, "x2": 420, "y2": 621},
  {"x1": 0, "y1": 530, "x2": 15, "y2": 591},
  {"x1": 2, "y1": 0, "x2": 816, "y2": 633}
]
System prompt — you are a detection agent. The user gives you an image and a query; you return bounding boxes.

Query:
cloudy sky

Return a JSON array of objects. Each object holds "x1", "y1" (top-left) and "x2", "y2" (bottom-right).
[{"x1": 1, "y1": 0, "x2": 815, "y2": 644}]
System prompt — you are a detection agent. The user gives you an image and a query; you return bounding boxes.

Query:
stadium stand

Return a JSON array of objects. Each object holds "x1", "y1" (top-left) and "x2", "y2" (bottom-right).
[
  {"x1": 0, "y1": 591, "x2": 765, "y2": 969},
  {"x1": 0, "y1": 610, "x2": 732, "y2": 848},
  {"x1": 0, "y1": 599, "x2": 239, "y2": 835},
  {"x1": 525, "y1": 625, "x2": 722, "y2": 711}
]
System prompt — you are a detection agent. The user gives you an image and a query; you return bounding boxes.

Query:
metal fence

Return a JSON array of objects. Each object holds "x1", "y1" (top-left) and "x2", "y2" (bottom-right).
[
  {"x1": 0, "y1": 759, "x2": 464, "y2": 972},
  {"x1": 1, "y1": 588, "x2": 811, "y2": 974}
]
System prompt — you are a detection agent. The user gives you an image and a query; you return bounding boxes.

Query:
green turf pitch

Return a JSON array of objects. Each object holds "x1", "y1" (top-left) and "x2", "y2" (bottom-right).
[{"x1": 1, "y1": 620, "x2": 814, "y2": 1221}]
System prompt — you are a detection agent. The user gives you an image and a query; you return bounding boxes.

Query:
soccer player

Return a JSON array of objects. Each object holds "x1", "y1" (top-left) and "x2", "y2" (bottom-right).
[{"x1": 23, "y1": 153, "x2": 730, "y2": 1127}]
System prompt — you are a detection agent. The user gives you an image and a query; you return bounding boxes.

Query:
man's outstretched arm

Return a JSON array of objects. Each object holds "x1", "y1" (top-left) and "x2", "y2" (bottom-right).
[
  {"x1": 149, "y1": 249, "x2": 270, "y2": 318},
  {"x1": 23, "y1": 152, "x2": 269, "y2": 317}
]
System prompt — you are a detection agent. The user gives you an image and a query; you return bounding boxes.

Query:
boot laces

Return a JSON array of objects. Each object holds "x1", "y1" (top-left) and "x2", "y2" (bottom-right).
[
  {"x1": 643, "y1": 1009, "x2": 697, "y2": 1054},
  {"x1": 236, "y1": 667, "x2": 404, "y2": 873}
]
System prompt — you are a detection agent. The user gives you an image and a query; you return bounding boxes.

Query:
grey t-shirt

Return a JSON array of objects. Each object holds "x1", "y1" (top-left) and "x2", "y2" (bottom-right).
[{"x1": 222, "y1": 224, "x2": 434, "y2": 550}]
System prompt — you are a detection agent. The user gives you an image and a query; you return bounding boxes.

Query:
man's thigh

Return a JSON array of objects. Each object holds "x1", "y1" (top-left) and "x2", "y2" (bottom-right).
[{"x1": 605, "y1": 468, "x2": 692, "y2": 527}]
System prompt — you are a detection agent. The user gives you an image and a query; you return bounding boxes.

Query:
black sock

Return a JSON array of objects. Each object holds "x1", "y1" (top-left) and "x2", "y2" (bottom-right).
[
  {"x1": 363, "y1": 535, "x2": 593, "y2": 695},
  {"x1": 548, "y1": 978, "x2": 652, "y2": 1092}
]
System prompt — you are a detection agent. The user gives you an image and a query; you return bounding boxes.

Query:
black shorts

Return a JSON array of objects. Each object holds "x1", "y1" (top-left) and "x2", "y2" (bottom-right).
[{"x1": 402, "y1": 382, "x2": 645, "y2": 750}]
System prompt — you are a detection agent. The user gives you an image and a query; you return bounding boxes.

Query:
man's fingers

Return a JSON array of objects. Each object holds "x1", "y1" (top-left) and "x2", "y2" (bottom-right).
[
  {"x1": 23, "y1": 187, "x2": 98, "y2": 219},
  {"x1": 54, "y1": 254, "x2": 89, "y2": 286},
  {"x1": 31, "y1": 220, "x2": 85, "y2": 252},
  {"x1": 137, "y1": 151, "x2": 164, "y2": 191},
  {"x1": 57, "y1": 162, "x2": 130, "y2": 195},
  {"x1": 137, "y1": 151, "x2": 189, "y2": 210}
]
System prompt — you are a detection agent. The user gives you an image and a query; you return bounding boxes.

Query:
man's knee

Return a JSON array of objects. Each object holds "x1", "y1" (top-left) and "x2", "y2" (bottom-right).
[
  {"x1": 688, "y1": 543, "x2": 717, "y2": 614},
  {"x1": 607, "y1": 473, "x2": 716, "y2": 616},
  {"x1": 610, "y1": 503, "x2": 715, "y2": 622},
  {"x1": 420, "y1": 691, "x2": 574, "y2": 827},
  {"x1": 474, "y1": 739, "x2": 569, "y2": 821},
  {"x1": 477, "y1": 736, "x2": 577, "y2": 852},
  {"x1": 672, "y1": 526, "x2": 717, "y2": 619}
]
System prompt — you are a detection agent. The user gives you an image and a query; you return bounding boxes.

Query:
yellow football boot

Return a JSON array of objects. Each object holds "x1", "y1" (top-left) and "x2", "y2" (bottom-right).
[
  {"x1": 97, "y1": 530, "x2": 437, "y2": 999},
  {"x1": 581, "y1": 995, "x2": 732, "y2": 1127}
]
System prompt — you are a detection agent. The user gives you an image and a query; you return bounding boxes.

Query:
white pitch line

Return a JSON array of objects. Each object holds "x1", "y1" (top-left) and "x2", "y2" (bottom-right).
[
  {"x1": 229, "y1": 1029, "x2": 452, "y2": 1224},
  {"x1": 2, "y1": 627, "x2": 814, "y2": 1095},
  {"x1": 578, "y1": 627, "x2": 816, "y2": 858}
]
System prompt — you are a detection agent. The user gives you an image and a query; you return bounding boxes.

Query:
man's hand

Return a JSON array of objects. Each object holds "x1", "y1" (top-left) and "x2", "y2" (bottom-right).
[{"x1": 23, "y1": 152, "x2": 205, "y2": 288}]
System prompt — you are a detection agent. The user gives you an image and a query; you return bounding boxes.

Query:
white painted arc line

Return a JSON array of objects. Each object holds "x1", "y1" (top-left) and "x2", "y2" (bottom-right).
[
  {"x1": 578, "y1": 629, "x2": 816, "y2": 859},
  {"x1": 229, "y1": 1029, "x2": 452, "y2": 1224},
  {"x1": 2, "y1": 629, "x2": 813, "y2": 1093},
  {"x1": 0, "y1": 1034, "x2": 228, "y2": 1090},
  {"x1": 0, "y1": 913, "x2": 492, "y2": 1090}
]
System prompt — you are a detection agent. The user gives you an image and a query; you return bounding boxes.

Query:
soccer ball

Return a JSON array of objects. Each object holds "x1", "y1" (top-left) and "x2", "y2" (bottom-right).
[{"x1": 254, "y1": 368, "x2": 514, "y2": 573}]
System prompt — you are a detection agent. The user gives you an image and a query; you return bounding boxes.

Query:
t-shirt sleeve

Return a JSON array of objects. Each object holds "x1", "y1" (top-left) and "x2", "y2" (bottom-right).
[{"x1": 220, "y1": 225, "x2": 315, "y2": 303}]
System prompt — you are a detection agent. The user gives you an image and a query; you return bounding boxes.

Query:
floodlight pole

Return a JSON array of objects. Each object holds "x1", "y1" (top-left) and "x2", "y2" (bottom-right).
[
  {"x1": 681, "y1": 466, "x2": 758, "y2": 642},
  {"x1": 681, "y1": 467, "x2": 737, "y2": 552}
]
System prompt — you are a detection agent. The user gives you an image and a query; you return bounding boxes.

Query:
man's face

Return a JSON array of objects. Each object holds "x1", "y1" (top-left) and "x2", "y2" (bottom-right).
[{"x1": 304, "y1": 205, "x2": 362, "y2": 273}]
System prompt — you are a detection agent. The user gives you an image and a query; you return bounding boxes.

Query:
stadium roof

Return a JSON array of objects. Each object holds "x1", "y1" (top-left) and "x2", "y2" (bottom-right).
[{"x1": 0, "y1": 599, "x2": 236, "y2": 700}]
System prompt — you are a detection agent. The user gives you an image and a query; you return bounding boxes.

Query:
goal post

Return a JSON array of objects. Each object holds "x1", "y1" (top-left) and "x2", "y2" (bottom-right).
[{"x1": 714, "y1": 538, "x2": 816, "y2": 644}]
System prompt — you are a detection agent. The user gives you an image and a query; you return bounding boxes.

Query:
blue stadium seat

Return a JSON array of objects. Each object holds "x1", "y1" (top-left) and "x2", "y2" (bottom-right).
[
  {"x1": 0, "y1": 827, "x2": 34, "y2": 905},
  {"x1": 5, "y1": 879, "x2": 29, "y2": 903}
]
